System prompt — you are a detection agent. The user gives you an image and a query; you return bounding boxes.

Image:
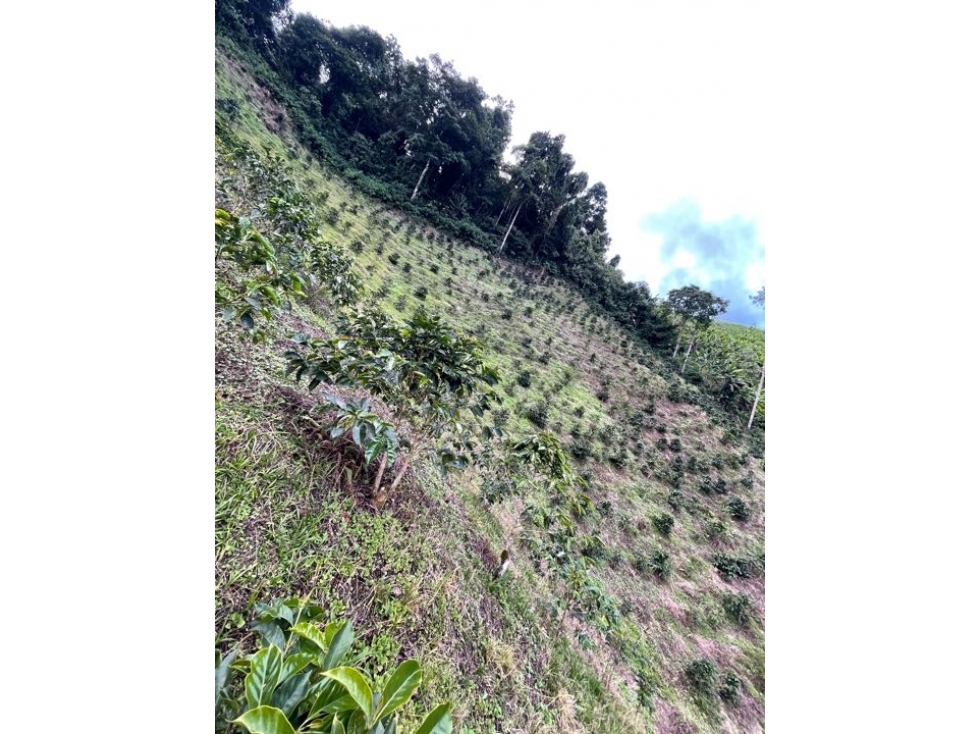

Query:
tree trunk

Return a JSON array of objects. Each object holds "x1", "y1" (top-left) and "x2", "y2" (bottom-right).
[
  {"x1": 388, "y1": 457, "x2": 412, "y2": 495},
  {"x1": 495, "y1": 190, "x2": 515, "y2": 226},
  {"x1": 681, "y1": 335, "x2": 696, "y2": 372},
  {"x1": 372, "y1": 452, "x2": 388, "y2": 495},
  {"x1": 542, "y1": 201, "x2": 570, "y2": 240},
  {"x1": 747, "y1": 364, "x2": 765, "y2": 430},
  {"x1": 411, "y1": 159, "x2": 431, "y2": 201},
  {"x1": 499, "y1": 202, "x2": 522, "y2": 253},
  {"x1": 672, "y1": 337, "x2": 682, "y2": 359}
]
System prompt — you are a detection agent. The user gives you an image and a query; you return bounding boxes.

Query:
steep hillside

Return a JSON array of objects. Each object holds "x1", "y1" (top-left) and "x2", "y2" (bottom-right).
[{"x1": 215, "y1": 46, "x2": 765, "y2": 734}]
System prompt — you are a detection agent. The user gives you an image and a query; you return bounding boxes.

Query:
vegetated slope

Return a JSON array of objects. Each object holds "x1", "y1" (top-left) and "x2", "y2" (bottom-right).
[{"x1": 215, "y1": 48, "x2": 765, "y2": 734}]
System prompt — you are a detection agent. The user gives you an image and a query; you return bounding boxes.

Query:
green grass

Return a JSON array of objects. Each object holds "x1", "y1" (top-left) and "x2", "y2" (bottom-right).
[{"x1": 215, "y1": 45, "x2": 765, "y2": 734}]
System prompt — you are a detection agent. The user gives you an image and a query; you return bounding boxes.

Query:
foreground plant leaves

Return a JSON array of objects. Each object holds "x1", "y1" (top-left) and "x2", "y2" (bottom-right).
[{"x1": 234, "y1": 705, "x2": 298, "y2": 734}]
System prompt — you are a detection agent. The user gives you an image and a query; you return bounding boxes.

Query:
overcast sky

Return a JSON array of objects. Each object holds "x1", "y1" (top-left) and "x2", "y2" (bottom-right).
[{"x1": 291, "y1": 0, "x2": 767, "y2": 327}]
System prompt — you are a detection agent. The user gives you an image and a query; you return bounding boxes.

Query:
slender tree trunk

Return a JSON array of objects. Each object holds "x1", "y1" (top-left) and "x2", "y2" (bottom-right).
[
  {"x1": 411, "y1": 159, "x2": 431, "y2": 201},
  {"x1": 372, "y1": 452, "x2": 388, "y2": 495},
  {"x1": 499, "y1": 202, "x2": 522, "y2": 252},
  {"x1": 495, "y1": 190, "x2": 515, "y2": 226},
  {"x1": 672, "y1": 338, "x2": 682, "y2": 359},
  {"x1": 388, "y1": 456, "x2": 412, "y2": 495},
  {"x1": 542, "y1": 201, "x2": 570, "y2": 240},
  {"x1": 681, "y1": 335, "x2": 696, "y2": 372},
  {"x1": 747, "y1": 363, "x2": 765, "y2": 430}
]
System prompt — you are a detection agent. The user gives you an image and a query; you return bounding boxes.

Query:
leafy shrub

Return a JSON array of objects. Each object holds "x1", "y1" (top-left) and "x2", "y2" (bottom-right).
[
  {"x1": 669, "y1": 438, "x2": 682, "y2": 452},
  {"x1": 387, "y1": 252, "x2": 401, "y2": 265},
  {"x1": 319, "y1": 394, "x2": 397, "y2": 468},
  {"x1": 413, "y1": 285, "x2": 428, "y2": 301},
  {"x1": 634, "y1": 550, "x2": 670, "y2": 578},
  {"x1": 703, "y1": 517, "x2": 727, "y2": 542},
  {"x1": 517, "y1": 370, "x2": 533, "y2": 388},
  {"x1": 653, "y1": 513, "x2": 675, "y2": 536},
  {"x1": 712, "y1": 554, "x2": 754, "y2": 580},
  {"x1": 402, "y1": 261, "x2": 412, "y2": 274},
  {"x1": 394, "y1": 295, "x2": 407, "y2": 311},
  {"x1": 286, "y1": 307, "x2": 500, "y2": 498},
  {"x1": 570, "y1": 438, "x2": 591, "y2": 460},
  {"x1": 481, "y1": 477, "x2": 518, "y2": 504},
  {"x1": 492, "y1": 409, "x2": 510, "y2": 431},
  {"x1": 685, "y1": 658, "x2": 717, "y2": 696},
  {"x1": 580, "y1": 534, "x2": 609, "y2": 561},
  {"x1": 350, "y1": 239, "x2": 364, "y2": 254},
  {"x1": 526, "y1": 402, "x2": 549, "y2": 429},
  {"x1": 216, "y1": 97, "x2": 240, "y2": 119},
  {"x1": 215, "y1": 598, "x2": 453, "y2": 734},
  {"x1": 720, "y1": 592, "x2": 753, "y2": 625},
  {"x1": 667, "y1": 490, "x2": 685, "y2": 512},
  {"x1": 573, "y1": 406, "x2": 585, "y2": 418},
  {"x1": 656, "y1": 438, "x2": 668, "y2": 450},
  {"x1": 719, "y1": 671, "x2": 743, "y2": 703},
  {"x1": 728, "y1": 497, "x2": 750, "y2": 521},
  {"x1": 699, "y1": 477, "x2": 729, "y2": 495}
]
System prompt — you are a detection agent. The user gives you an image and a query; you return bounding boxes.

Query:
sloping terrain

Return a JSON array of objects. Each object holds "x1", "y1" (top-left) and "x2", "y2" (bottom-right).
[{"x1": 215, "y1": 48, "x2": 765, "y2": 734}]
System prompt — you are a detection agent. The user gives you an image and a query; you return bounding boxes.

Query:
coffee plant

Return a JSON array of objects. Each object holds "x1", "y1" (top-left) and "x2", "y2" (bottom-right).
[
  {"x1": 684, "y1": 658, "x2": 717, "y2": 696},
  {"x1": 216, "y1": 597, "x2": 454, "y2": 734},
  {"x1": 286, "y1": 307, "x2": 500, "y2": 503}
]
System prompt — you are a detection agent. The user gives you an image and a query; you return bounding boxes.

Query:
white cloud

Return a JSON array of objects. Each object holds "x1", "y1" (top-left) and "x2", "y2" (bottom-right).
[{"x1": 671, "y1": 249, "x2": 698, "y2": 270}]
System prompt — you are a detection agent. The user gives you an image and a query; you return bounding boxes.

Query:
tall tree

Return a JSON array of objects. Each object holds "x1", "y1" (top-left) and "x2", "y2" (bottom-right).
[
  {"x1": 497, "y1": 132, "x2": 587, "y2": 258},
  {"x1": 666, "y1": 285, "x2": 729, "y2": 371}
]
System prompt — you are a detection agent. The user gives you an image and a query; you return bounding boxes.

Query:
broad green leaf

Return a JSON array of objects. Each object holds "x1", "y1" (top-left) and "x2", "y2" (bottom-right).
[
  {"x1": 291, "y1": 623, "x2": 333, "y2": 654},
  {"x1": 272, "y1": 600, "x2": 295, "y2": 625},
  {"x1": 216, "y1": 648, "x2": 238, "y2": 704},
  {"x1": 252, "y1": 620, "x2": 287, "y2": 650},
  {"x1": 321, "y1": 692, "x2": 359, "y2": 715},
  {"x1": 233, "y1": 705, "x2": 297, "y2": 734},
  {"x1": 272, "y1": 669, "x2": 311, "y2": 717},
  {"x1": 279, "y1": 653, "x2": 316, "y2": 682},
  {"x1": 324, "y1": 667, "x2": 373, "y2": 720},
  {"x1": 412, "y1": 703, "x2": 451, "y2": 734},
  {"x1": 322, "y1": 621, "x2": 353, "y2": 670},
  {"x1": 345, "y1": 709, "x2": 368, "y2": 734},
  {"x1": 374, "y1": 660, "x2": 421, "y2": 722},
  {"x1": 307, "y1": 680, "x2": 352, "y2": 720},
  {"x1": 246, "y1": 646, "x2": 283, "y2": 709}
]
